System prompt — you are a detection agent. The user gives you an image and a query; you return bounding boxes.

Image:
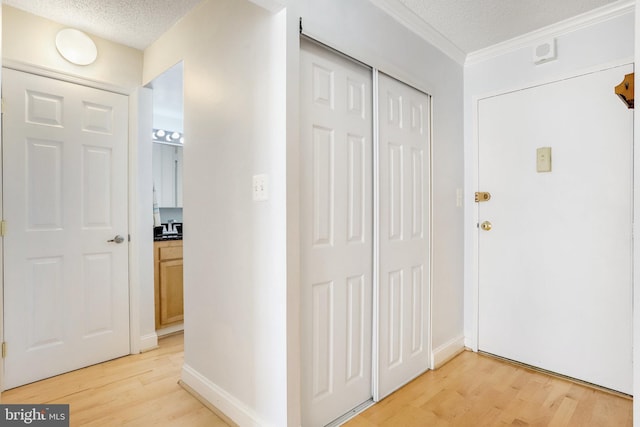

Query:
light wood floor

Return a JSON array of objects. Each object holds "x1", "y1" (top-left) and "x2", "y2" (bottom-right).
[
  {"x1": 1, "y1": 335, "x2": 632, "y2": 426},
  {"x1": 345, "y1": 351, "x2": 633, "y2": 427},
  {"x1": 0, "y1": 333, "x2": 228, "y2": 426}
]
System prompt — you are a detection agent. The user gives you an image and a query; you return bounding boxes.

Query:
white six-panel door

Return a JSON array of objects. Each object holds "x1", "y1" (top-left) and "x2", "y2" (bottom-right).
[
  {"x1": 2, "y1": 68, "x2": 130, "y2": 389},
  {"x1": 377, "y1": 73, "x2": 430, "y2": 399},
  {"x1": 478, "y1": 64, "x2": 633, "y2": 394},
  {"x1": 300, "y1": 40, "x2": 373, "y2": 427}
]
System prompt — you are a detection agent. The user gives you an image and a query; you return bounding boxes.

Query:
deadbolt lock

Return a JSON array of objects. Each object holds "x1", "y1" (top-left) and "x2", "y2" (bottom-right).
[
  {"x1": 475, "y1": 192, "x2": 491, "y2": 203},
  {"x1": 480, "y1": 221, "x2": 492, "y2": 231}
]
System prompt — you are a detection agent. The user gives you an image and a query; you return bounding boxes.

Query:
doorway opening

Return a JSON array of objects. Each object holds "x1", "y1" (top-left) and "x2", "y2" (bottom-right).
[{"x1": 147, "y1": 62, "x2": 185, "y2": 337}]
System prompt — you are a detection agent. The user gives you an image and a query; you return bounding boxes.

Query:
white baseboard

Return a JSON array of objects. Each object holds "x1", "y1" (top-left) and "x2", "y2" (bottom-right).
[
  {"x1": 139, "y1": 332, "x2": 159, "y2": 353},
  {"x1": 181, "y1": 364, "x2": 272, "y2": 427},
  {"x1": 431, "y1": 335, "x2": 465, "y2": 369},
  {"x1": 156, "y1": 323, "x2": 184, "y2": 337}
]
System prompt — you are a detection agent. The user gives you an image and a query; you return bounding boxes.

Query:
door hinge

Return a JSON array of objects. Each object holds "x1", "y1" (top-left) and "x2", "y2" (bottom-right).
[
  {"x1": 2, "y1": 342, "x2": 7, "y2": 358},
  {"x1": 0, "y1": 220, "x2": 7, "y2": 236}
]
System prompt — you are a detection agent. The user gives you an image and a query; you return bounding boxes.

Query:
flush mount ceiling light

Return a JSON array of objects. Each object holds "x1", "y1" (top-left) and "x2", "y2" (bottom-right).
[{"x1": 55, "y1": 28, "x2": 98, "y2": 66}]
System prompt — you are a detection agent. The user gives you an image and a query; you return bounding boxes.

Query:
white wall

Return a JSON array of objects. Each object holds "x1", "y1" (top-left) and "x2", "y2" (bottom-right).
[
  {"x1": 464, "y1": 6, "x2": 635, "y2": 349},
  {"x1": 129, "y1": 87, "x2": 157, "y2": 353},
  {"x1": 144, "y1": 1, "x2": 289, "y2": 425},
  {"x1": 2, "y1": 6, "x2": 142, "y2": 92}
]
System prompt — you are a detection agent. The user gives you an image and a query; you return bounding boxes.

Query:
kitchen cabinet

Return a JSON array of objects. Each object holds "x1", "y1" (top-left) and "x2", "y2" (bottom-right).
[
  {"x1": 154, "y1": 240, "x2": 184, "y2": 329},
  {"x1": 153, "y1": 143, "x2": 183, "y2": 207}
]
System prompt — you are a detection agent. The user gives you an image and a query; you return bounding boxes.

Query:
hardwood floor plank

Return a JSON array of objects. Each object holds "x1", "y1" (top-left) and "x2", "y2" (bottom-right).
[
  {"x1": 0, "y1": 334, "x2": 228, "y2": 427},
  {"x1": 547, "y1": 396, "x2": 578, "y2": 427},
  {"x1": 345, "y1": 351, "x2": 632, "y2": 427},
  {"x1": 1, "y1": 339, "x2": 632, "y2": 426}
]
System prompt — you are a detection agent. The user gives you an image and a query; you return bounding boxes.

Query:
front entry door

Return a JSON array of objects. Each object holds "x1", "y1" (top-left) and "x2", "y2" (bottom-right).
[
  {"x1": 478, "y1": 64, "x2": 633, "y2": 394},
  {"x1": 2, "y1": 68, "x2": 130, "y2": 389}
]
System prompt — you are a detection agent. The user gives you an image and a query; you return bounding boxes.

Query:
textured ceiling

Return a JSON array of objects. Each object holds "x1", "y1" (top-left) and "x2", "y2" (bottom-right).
[
  {"x1": 396, "y1": 0, "x2": 622, "y2": 53},
  {"x1": 2, "y1": 0, "x2": 626, "y2": 54},
  {"x1": 2, "y1": 0, "x2": 627, "y2": 54},
  {"x1": 2, "y1": 0, "x2": 203, "y2": 50}
]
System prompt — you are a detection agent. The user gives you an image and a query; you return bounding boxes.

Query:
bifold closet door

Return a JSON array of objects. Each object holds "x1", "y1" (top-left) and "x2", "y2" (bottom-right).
[
  {"x1": 377, "y1": 73, "x2": 431, "y2": 399},
  {"x1": 300, "y1": 39, "x2": 373, "y2": 427}
]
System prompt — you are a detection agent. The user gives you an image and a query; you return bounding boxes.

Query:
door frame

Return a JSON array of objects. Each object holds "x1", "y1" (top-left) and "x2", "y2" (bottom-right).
[
  {"x1": 0, "y1": 60, "x2": 155, "y2": 390},
  {"x1": 465, "y1": 58, "x2": 636, "y2": 352}
]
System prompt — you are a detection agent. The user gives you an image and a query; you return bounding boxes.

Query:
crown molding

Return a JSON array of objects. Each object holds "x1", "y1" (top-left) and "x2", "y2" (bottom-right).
[
  {"x1": 465, "y1": 0, "x2": 635, "y2": 66},
  {"x1": 368, "y1": 0, "x2": 467, "y2": 65}
]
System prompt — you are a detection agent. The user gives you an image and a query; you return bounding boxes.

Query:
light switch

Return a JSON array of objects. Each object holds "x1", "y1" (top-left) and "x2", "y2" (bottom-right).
[
  {"x1": 536, "y1": 147, "x2": 552, "y2": 173},
  {"x1": 253, "y1": 174, "x2": 268, "y2": 201}
]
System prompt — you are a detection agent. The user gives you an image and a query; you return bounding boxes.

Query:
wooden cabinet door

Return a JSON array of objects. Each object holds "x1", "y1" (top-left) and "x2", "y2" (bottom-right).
[
  {"x1": 159, "y1": 258, "x2": 184, "y2": 325},
  {"x1": 154, "y1": 240, "x2": 184, "y2": 329}
]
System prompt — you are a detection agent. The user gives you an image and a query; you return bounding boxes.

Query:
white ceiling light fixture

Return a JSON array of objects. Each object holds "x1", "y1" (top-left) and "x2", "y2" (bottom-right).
[
  {"x1": 152, "y1": 129, "x2": 184, "y2": 145},
  {"x1": 55, "y1": 28, "x2": 98, "y2": 66}
]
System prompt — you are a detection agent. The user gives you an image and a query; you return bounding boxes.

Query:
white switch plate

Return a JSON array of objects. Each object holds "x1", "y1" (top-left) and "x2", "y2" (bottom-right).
[
  {"x1": 536, "y1": 147, "x2": 552, "y2": 173},
  {"x1": 253, "y1": 174, "x2": 268, "y2": 201}
]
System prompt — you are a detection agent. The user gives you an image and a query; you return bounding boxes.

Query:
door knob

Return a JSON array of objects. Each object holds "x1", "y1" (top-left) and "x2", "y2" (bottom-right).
[
  {"x1": 480, "y1": 221, "x2": 492, "y2": 231},
  {"x1": 107, "y1": 235, "x2": 125, "y2": 244}
]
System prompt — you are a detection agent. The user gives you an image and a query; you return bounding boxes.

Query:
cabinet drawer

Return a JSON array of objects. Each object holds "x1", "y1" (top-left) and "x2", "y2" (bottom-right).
[{"x1": 159, "y1": 245, "x2": 183, "y2": 260}]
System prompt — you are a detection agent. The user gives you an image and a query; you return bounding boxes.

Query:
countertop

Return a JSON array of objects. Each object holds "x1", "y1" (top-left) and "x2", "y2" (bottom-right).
[{"x1": 154, "y1": 234, "x2": 182, "y2": 242}]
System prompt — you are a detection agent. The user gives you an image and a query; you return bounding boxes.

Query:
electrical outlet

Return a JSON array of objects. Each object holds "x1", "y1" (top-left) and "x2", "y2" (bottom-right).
[{"x1": 253, "y1": 174, "x2": 268, "y2": 201}]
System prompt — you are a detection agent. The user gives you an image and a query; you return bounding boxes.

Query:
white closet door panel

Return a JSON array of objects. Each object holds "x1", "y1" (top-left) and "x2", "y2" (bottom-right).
[
  {"x1": 377, "y1": 73, "x2": 430, "y2": 399},
  {"x1": 301, "y1": 40, "x2": 373, "y2": 427}
]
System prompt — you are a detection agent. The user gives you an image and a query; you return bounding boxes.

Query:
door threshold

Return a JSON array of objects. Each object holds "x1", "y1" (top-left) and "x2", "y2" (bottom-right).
[
  {"x1": 478, "y1": 351, "x2": 633, "y2": 400},
  {"x1": 325, "y1": 399, "x2": 375, "y2": 427}
]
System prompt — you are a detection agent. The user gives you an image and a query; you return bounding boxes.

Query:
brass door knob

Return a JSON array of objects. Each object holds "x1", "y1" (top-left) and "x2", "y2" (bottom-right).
[{"x1": 480, "y1": 221, "x2": 492, "y2": 231}]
